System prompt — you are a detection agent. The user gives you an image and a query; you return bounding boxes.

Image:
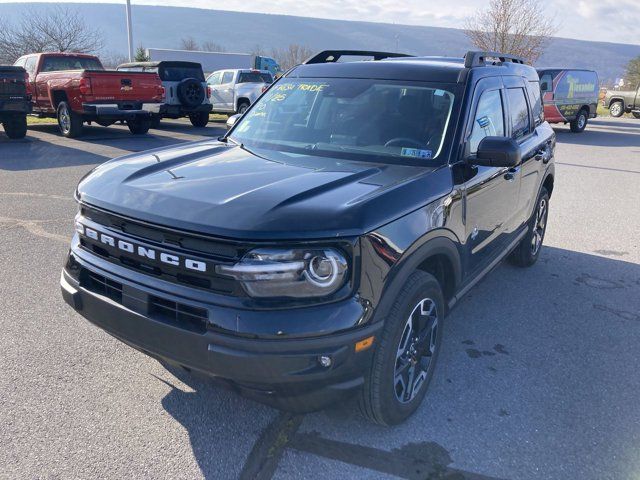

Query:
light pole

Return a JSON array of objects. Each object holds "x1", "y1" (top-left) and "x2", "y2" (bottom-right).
[{"x1": 126, "y1": 0, "x2": 134, "y2": 61}]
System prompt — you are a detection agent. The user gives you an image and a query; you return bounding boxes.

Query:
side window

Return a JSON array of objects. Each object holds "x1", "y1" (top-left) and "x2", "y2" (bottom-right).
[
  {"x1": 24, "y1": 56, "x2": 37, "y2": 78},
  {"x1": 528, "y1": 81, "x2": 544, "y2": 127},
  {"x1": 507, "y1": 88, "x2": 531, "y2": 140},
  {"x1": 540, "y1": 74, "x2": 553, "y2": 93},
  {"x1": 468, "y1": 89, "x2": 505, "y2": 155},
  {"x1": 221, "y1": 72, "x2": 234, "y2": 84},
  {"x1": 207, "y1": 72, "x2": 222, "y2": 85}
]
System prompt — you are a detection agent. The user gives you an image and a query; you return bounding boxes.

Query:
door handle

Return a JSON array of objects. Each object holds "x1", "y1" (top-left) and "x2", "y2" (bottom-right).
[{"x1": 504, "y1": 167, "x2": 519, "y2": 181}]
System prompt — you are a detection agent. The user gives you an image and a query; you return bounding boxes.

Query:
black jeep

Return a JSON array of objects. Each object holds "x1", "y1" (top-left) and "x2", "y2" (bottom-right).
[
  {"x1": 62, "y1": 50, "x2": 555, "y2": 425},
  {"x1": 0, "y1": 65, "x2": 31, "y2": 139}
]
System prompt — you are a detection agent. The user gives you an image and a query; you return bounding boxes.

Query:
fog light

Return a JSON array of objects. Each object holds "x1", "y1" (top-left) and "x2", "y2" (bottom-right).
[{"x1": 318, "y1": 355, "x2": 332, "y2": 368}]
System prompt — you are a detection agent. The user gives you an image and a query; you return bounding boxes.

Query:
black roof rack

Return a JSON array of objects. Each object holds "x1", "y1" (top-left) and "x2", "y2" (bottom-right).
[
  {"x1": 303, "y1": 50, "x2": 413, "y2": 65},
  {"x1": 464, "y1": 51, "x2": 525, "y2": 68}
]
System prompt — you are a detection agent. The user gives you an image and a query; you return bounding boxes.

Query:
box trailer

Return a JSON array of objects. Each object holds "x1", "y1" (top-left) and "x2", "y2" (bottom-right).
[{"x1": 146, "y1": 48, "x2": 280, "y2": 76}]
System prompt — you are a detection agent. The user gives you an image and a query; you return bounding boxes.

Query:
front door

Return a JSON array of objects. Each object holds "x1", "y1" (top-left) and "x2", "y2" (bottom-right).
[{"x1": 462, "y1": 77, "x2": 521, "y2": 274}]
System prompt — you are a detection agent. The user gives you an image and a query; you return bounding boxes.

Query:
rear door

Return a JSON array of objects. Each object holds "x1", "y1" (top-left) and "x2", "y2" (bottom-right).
[
  {"x1": 462, "y1": 76, "x2": 521, "y2": 273},
  {"x1": 219, "y1": 71, "x2": 236, "y2": 111},
  {"x1": 207, "y1": 71, "x2": 224, "y2": 109}
]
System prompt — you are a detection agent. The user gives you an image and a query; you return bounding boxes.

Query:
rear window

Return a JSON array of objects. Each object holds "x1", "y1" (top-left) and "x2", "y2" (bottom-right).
[
  {"x1": 158, "y1": 66, "x2": 205, "y2": 82},
  {"x1": 41, "y1": 56, "x2": 103, "y2": 72},
  {"x1": 238, "y1": 72, "x2": 273, "y2": 84}
]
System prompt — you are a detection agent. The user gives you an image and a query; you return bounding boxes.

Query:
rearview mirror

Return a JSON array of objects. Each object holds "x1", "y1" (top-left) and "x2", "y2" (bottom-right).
[
  {"x1": 226, "y1": 114, "x2": 241, "y2": 130},
  {"x1": 471, "y1": 136, "x2": 521, "y2": 168}
]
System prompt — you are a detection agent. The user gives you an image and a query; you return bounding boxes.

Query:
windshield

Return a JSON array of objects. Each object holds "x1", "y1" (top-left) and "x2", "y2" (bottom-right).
[
  {"x1": 238, "y1": 72, "x2": 273, "y2": 84},
  {"x1": 230, "y1": 77, "x2": 456, "y2": 164},
  {"x1": 41, "y1": 56, "x2": 103, "y2": 72}
]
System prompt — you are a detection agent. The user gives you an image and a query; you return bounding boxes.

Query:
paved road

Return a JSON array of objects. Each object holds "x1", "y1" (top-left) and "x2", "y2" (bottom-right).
[{"x1": 1, "y1": 118, "x2": 639, "y2": 480}]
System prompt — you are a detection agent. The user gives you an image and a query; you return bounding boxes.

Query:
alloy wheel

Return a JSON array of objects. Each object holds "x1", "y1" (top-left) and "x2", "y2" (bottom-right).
[
  {"x1": 59, "y1": 105, "x2": 70, "y2": 134},
  {"x1": 577, "y1": 114, "x2": 586, "y2": 129},
  {"x1": 531, "y1": 197, "x2": 547, "y2": 255},
  {"x1": 610, "y1": 103, "x2": 622, "y2": 117},
  {"x1": 394, "y1": 298, "x2": 439, "y2": 404}
]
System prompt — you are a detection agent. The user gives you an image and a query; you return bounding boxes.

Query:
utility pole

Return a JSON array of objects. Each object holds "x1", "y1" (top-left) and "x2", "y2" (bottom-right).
[{"x1": 126, "y1": 0, "x2": 134, "y2": 61}]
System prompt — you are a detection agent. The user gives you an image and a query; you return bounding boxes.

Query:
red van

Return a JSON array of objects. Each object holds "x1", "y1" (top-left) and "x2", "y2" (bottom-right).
[{"x1": 537, "y1": 69, "x2": 599, "y2": 133}]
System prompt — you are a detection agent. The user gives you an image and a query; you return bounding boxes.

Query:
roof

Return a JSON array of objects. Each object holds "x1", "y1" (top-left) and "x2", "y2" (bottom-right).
[
  {"x1": 291, "y1": 56, "x2": 538, "y2": 84},
  {"x1": 117, "y1": 61, "x2": 203, "y2": 69}
]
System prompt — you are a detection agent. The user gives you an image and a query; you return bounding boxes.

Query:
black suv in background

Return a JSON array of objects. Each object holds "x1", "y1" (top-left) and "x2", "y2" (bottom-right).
[
  {"x1": 62, "y1": 50, "x2": 555, "y2": 425},
  {"x1": 0, "y1": 65, "x2": 31, "y2": 139}
]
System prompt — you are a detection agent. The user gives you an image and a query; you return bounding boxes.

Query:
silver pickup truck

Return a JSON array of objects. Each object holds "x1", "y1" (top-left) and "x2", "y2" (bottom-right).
[{"x1": 206, "y1": 69, "x2": 273, "y2": 115}]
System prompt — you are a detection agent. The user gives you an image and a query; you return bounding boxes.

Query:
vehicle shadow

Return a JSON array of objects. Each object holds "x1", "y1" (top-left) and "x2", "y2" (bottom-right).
[
  {"x1": 0, "y1": 121, "x2": 227, "y2": 171},
  {"x1": 154, "y1": 245, "x2": 640, "y2": 480}
]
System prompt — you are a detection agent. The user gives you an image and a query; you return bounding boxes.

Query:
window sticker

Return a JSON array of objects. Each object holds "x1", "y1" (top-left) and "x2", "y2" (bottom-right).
[
  {"x1": 434, "y1": 89, "x2": 445, "y2": 97},
  {"x1": 401, "y1": 148, "x2": 432, "y2": 159}
]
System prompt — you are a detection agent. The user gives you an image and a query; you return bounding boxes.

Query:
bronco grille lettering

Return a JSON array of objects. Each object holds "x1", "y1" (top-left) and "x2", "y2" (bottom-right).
[{"x1": 79, "y1": 223, "x2": 208, "y2": 273}]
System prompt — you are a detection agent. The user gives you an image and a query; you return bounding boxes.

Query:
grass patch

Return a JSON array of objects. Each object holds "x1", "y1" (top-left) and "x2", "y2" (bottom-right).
[
  {"x1": 209, "y1": 113, "x2": 228, "y2": 122},
  {"x1": 27, "y1": 116, "x2": 56, "y2": 125}
]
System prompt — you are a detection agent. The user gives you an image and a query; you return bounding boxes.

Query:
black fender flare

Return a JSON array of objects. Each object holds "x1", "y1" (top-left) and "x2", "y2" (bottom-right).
[{"x1": 370, "y1": 231, "x2": 462, "y2": 324}]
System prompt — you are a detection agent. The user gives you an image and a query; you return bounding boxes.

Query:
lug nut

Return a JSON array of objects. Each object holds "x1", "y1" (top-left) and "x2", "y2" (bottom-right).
[{"x1": 318, "y1": 355, "x2": 332, "y2": 368}]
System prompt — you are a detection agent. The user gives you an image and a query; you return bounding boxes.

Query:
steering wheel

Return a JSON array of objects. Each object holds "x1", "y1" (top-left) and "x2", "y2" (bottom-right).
[{"x1": 384, "y1": 137, "x2": 424, "y2": 148}]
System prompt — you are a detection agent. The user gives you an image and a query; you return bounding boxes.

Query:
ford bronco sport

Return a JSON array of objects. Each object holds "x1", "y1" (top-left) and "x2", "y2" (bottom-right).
[{"x1": 61, "y1": 50, "x2": 555, "y2": 425}]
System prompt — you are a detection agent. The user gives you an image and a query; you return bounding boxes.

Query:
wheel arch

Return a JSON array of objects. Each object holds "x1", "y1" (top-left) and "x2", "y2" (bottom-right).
[
  {"x1": 608, "y1": 97, "x2": 625, "y2": 108},
  {"x1": 236, "y1": 97, "x2": 251, "y2": 110},
  {"x1": 50, "y1": 90, "x2": 68, "y2": 109},
  {"x1": 371, "y1": 233, "x2": 462, "y2": 323}
]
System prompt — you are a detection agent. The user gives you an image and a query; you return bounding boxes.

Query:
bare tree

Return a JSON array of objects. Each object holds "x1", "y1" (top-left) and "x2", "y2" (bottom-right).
[
  {"x1": 270, "y1": 44, "x2": 313, "y2": 71},
  {"x1": 0, "y1": 6, "x2": 104, "y2": 63},
  {"x1": 180, "y1": 37, "x2": 199, "y2": 51},
  {"x1": 251, "y1": 44, "x2": 266, "y2": 57},
  {"x1": 625, "y1": 56, "x2": 640, "y2": 87},
  {"x1": 464, "y1": 0, "x2": 557, "y2": 64},
  {"x1": 201, "y1": 41, "x2": 226, "y2": 52},
  {"x1": 101, "y1": 51, "x2": 130, "y2": 69}
]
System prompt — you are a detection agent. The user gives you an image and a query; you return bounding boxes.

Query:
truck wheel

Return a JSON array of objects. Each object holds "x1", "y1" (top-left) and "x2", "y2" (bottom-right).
[
  {"x1": 150, "y1": 116, "x2": 162, "y2": 129},
  {"x1": 359, "y1": 270, "x2": 444, "y2": 426},
  {"x1": 609, "y1": 101, "x2": 624, "y2": 118},
  {"x1": 3, "y1": 115, "x2": 27, "y2": 139},
  {"x1": 127, "y1": 117, "x2": 151, "y2": 135},
  {"x1": 509, "y1": 187, "x2": 549, "y2": 268},
  {"x1": 57, "y1": 101, "x2": 83, "y2": 138},
  {"x1": 237, "y1": 101, "x2": 250, "y2": 115},
  {"x1": 570, "y1": 109, "x2": 588, "y2": 133},
  {"x1": 632, "y1": 112, "x2": 640, "y2": 119},
  {"x1": 189, "y1": 111, "x2": 209, "y2": 128}
]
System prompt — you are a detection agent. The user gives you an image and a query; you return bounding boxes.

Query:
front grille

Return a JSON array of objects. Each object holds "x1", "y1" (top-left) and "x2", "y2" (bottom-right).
[
  {"x1": 78, "y1": 205, "x2": 245, "y2": 296},
  {"x1": 149, "y1": 296, "x2": 208, "y2": 334},
  {"x1": 81, "y1": 271, "x2": 208, "y2": 334},
  {"x1": 85, "y1": 271, "x2": 123, "y2": 303}
]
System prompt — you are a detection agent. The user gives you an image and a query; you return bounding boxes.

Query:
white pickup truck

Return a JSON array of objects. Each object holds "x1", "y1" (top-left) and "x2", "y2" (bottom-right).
[{"x1": 206, "y1": 69, "x2": 273, "y2": 115}]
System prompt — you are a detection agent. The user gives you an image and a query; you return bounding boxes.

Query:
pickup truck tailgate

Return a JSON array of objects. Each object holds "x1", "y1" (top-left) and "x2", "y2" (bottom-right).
[
  {"x1": 0, "y1": 66, "x2": 27, "y2": 97},
  {"x1": 84, "y1": 70, "x2": 163, "y2": 102}
]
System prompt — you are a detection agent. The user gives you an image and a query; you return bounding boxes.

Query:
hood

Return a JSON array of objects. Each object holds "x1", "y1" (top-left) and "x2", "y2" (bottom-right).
[{"x1": 77, "y1": 141, "x2": 453, "y2": 240}]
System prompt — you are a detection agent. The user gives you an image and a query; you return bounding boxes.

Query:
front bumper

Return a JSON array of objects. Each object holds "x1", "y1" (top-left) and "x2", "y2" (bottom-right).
[
  {"x1": 61, "y1": 250, "x2": 380, "y2": 411},
  {"x1": 82, "y1": 102, "x2": 164, "y2": 119}
]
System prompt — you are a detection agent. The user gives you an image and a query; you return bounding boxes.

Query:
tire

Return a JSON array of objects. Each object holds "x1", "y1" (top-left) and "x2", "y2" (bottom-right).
[
  {"x1": 127, "y1": 117, "x2": 151, "y2": 135},
  {"x1": 189, "y1": 111, "x2": 209, "y2": 128},
  {"x1": 237, "y1": 101, "x2": 250, "y2": 115},
  {"x1": 177, "y1": 78, "x2": 205, "y2": 108},
  {"x1": 57, "y1": 101, "x2": 83, "y2": 138},
  {"x1": 632, "y1": 112, "x2": 640, "y2": 119},
  {"x1": 570, "y1": 109, "x2": 588, "y2": 133},
  {"x1": 3, "y1": 115, "x2": 27, "y2": 139},
  {"x1": 149, "y1": 116, "x2": 162, "y2": 129},
  {"x1": 609, "y1": 101, "x2": 624, "y2": 118},
  {"x1": 509, "y1": 187, "x2": 550, "y2": 268},
  {"x1": 359, "y1": 270, "x2": 444, "y2": 426}
]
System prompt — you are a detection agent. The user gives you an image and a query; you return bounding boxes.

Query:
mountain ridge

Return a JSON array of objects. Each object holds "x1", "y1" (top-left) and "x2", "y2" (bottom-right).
[{"x1": 0, "y1": 2, "x2": 637, "y2": 81}]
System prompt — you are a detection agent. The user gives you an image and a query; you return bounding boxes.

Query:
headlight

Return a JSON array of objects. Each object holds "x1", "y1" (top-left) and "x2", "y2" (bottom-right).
[{"x1": 216, "y1": 248, "x2": 348, "y2": 298}]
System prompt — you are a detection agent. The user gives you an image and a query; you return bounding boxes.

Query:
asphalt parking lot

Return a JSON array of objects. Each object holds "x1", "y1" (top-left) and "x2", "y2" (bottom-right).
[{"x1": 1, "y1": 117, "x2": 639, "y2": 480}]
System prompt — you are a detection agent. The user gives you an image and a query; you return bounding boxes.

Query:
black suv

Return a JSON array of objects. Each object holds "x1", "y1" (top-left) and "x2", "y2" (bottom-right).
[
  {"x1": 0, "y1": 65, "x2": 31, "y2": 139},
  {"x1": 61, "y1": 50, "x2": 555, "y2": 425}
]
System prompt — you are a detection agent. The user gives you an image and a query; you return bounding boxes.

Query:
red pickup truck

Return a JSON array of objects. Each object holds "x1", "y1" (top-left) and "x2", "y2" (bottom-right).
[{"x1": 14, "y1": 52, "x2": 165, "y2": 137}]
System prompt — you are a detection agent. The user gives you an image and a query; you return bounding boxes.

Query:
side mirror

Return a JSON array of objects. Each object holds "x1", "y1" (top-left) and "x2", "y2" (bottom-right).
[
  {"x1": 472, "y1": 136, "x2": 521, "y2": 168},
  {"x1": 226, "y1": 114, "x2": 241, "y2": 130}
]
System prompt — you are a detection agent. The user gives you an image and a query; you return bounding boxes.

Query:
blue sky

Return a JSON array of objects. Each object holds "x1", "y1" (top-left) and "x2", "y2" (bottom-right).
[{"x1": 3, "y1": 0, "x2": 640, "y2": 44}]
